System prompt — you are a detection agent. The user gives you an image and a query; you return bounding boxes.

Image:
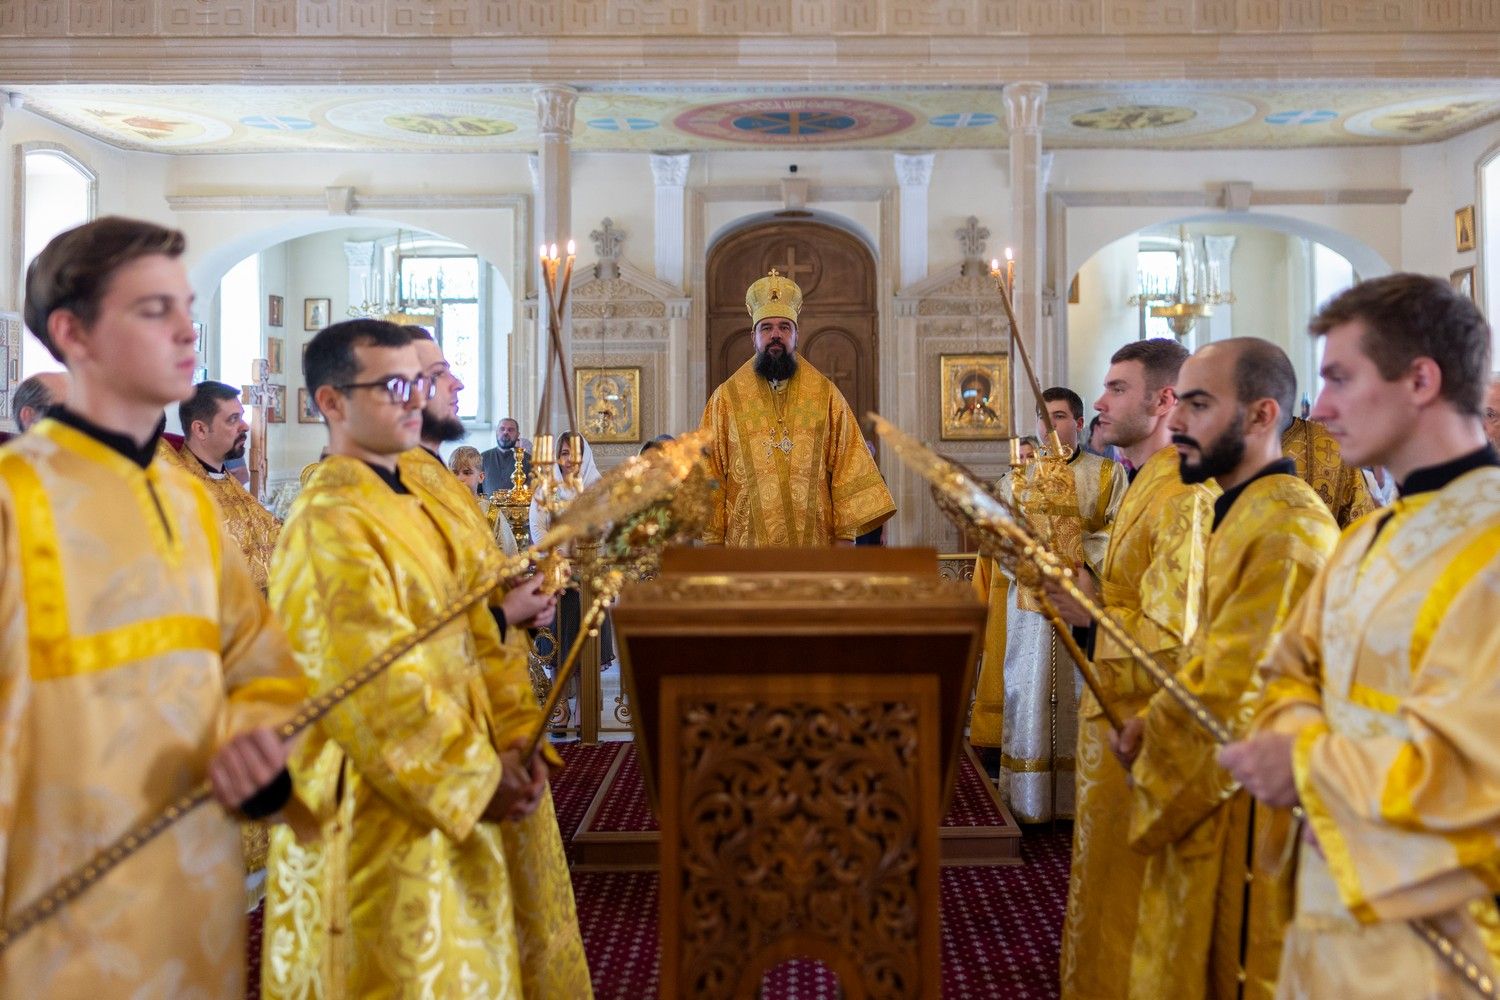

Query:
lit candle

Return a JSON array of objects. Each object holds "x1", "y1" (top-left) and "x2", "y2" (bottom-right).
[
  {"x1": 539, "y1": 244, "x2": 548, "y2": 262},
  {"x1": 990, "y1": 257, "x2": 1001, "y2": 275},
  {"x1": 566, "y1": 239, "x2": 576, "y2": 258},
  {"x1": 549, "y1": 243, "x2": 559, "y2": 261}
]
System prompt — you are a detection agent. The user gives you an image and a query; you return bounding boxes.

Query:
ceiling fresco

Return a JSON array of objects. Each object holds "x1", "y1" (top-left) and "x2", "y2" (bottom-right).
[{"x1": 16, "y1": 83, "x2": 1500, "y2": 155}]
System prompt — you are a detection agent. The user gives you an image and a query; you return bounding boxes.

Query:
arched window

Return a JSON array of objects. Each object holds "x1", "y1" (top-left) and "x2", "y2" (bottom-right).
[{"x1": 18, "y1": 146, "x2": 96, "y2": 378}]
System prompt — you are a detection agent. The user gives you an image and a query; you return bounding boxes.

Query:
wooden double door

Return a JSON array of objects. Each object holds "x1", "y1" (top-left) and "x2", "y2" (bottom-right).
[{"x1": 706, "y1": 221, "x2": 878, "y2": 431}]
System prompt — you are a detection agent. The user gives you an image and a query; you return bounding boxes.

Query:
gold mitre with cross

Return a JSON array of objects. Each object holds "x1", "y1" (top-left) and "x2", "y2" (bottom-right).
[{"x1": 746, "y1": 268, "x2": 804, "y2": 326}]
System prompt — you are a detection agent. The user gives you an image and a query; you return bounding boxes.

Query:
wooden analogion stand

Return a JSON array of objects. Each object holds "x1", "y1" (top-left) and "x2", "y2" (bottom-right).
[{"x1": 614, "y1": 547, "x2": 985, "y2": 1000}]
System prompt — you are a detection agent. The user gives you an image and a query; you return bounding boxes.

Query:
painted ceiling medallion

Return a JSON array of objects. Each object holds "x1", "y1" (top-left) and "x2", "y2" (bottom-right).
[
  {"x1": 324, "y1": 99, "x2": 520, "y2": 144},
  {"x1": 1344, "y1": 94, "x2": 1498, "y2": 138},
  {"x1": 65, "y1": 100, "x2": 232, "y2": 147},
  {"x1": 1046, "y1": 92, "x2": 1257, "y2": 143},
  {"x1": 931, "y1": 112, "x2": 999, "y2": 128},
  {"x1": 1264, "y1": 109, "x2": 1337, "y2": 126},
  {"x1": 674, "y1": 97, "x2": 916, "y2": 144}
]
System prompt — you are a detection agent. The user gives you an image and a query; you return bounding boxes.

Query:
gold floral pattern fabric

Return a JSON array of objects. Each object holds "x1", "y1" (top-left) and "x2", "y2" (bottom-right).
[
  {"x1": 1128, "y1": 474, "x2": 1338, "y2": 1000},
  {"x1": 156, "y1": 438, "x2": 281, "y2": 592},
  {"x1": 261, "y1": 452, "x2": 590, "y2": 1000},
  {"x1": 0, "y1": 419, "x2": 305, "y2": 999},
  {"x1": 1254, "y1": 466, "x2": 1500, "y2": 998},
  {"x1": 1281, "y1": 417, "x2": 1376, "y2": 529},
  {"x1": 1059, "y1": 446, "x2": 1217, "y2": 1000},
  {"x1": 971, "y1": 451, "x2": 1126, "y2": 822},
  {"x1": 700, "y1": 357, "x2": 895, "y2": 546}
]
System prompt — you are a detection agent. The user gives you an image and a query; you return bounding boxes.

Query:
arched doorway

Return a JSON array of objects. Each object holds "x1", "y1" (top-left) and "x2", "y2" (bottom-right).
[{"x1": 707, "y1": 220, "x2": 878, "y2": 431}]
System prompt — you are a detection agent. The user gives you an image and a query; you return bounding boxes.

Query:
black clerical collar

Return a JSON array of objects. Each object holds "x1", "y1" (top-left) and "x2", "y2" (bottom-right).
[
  {"x1": 188, "y1": 448, "x2": 227, "y2": 476},
  {"x1": 1397, "y1": 445, "x2": 1500, "y2": 499},
  {"x1": 362, "y1": 460, "x2": 410, "y2": 495},
  {"x1": 47, "y1": 405, "x2": 164, "y2": 469},
  {"x1": 420, "y1": 444, "x2": 442, "y2": 463},
  {"x1": 1212, "y1": 458, "x2": 1296, "y2": 530}
]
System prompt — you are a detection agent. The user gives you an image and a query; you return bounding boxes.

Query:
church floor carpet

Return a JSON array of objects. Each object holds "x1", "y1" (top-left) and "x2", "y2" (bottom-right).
[{"x1": 246, "y1": 741, "x2": 1071, "y2": 999}]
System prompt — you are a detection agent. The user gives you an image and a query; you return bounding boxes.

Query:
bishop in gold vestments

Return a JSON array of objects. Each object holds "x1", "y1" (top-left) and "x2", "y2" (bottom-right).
[
  {"x1": 261, "y1": 451, "x2": 590, "y2": 999},
  {"x1": 701, "y1": 269, "x2": 894, "y2": 546},
  {"x1": 0, "y1": 416, "x2": 305, "y2": 998},
  {"x1": 1250, "y1": 453, "x2": 1500, "y2": 998},
  {"x1": 971, "y1": 448, "x2": 1126, "y2": 820},
  {"x1": 1282, "y1": 415, "x2": 1375, "y2": 528},
  {"x1": 1128, "y1": 465, "x2": 1338, "y2": 1000},
  {"x1": 1059, "y1": 445, "x2": 1217, "y2": 1000}
]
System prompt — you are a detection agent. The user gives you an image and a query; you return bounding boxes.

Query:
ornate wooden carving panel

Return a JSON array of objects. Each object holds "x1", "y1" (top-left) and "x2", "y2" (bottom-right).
[
  {"x1": 707, "y1": 221, "x2": 878, "y2": 435},
  {"x1": 659, "y1": 674, "x2": 942, "y2": 1000}
]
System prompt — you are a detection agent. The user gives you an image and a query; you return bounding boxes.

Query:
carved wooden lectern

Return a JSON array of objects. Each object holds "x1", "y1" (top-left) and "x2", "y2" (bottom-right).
[{"x1": 613, "y1": 547, "x2": 985, "y2": 1000}]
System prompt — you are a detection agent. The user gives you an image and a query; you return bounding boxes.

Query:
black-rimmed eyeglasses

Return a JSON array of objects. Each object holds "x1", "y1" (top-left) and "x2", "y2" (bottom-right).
[{"x1": 335, "y1": 374, "x2": 436, "y2": 405}]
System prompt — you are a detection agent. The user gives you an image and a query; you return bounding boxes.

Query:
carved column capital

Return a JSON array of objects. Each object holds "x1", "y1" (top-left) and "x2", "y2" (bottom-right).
[
  {"x1": 1002, "y1": 82, "x2": 1048, "y2": 134},
  {"x1": 893, "y1": 152, "x2": 935, "y2": 188},
  {"x1": 534, "y1": 85, "x2": 578, "y2": 140},
  {"x1": 650, "y1": 152, "x2": 691, "y2": 187}
]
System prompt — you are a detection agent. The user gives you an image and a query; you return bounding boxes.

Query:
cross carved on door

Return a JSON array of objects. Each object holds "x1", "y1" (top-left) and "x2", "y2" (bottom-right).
[{"x1": 773, "y1": 245, "x2": 815, "y2": 285}]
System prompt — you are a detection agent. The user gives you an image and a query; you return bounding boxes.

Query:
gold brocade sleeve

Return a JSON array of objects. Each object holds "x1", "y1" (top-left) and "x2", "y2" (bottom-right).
[
  {"x1": 699, "y1": 392, "x2": 729, "y2": 545},
  {"x1": 215, "y1": 519, "x2": 306, "y2": 741},
  {"x1": 1251, "y1": 564, "x2": 1332, "y2": 738},
  {"x1": 271, "y1": 506, "x2": 503, "y2": 842},
  {"x1": 1292, "y1": 558, "x2": 1500, "y2": 922},
  {"x1": 1131, "y1": 506, "x2": 1335, "y2": 853},
  {"x1": 826, "y1": 391, "x2": 895, "y2": 540},
  {"x1": 1095, "y1": 487, "x2": 1214, "y2": 708}
]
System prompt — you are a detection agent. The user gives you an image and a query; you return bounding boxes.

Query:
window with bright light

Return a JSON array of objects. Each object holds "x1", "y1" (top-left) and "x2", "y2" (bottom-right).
[
  {"x1": 1482, "y1": 148, "x2": 1500, "y2": 323},
  {"x1": 1137, "y1": 248, "x2": 1180, "y2": 341},
  {"x1": 399, "y1": 254, "x2": 484, "y2": 421},
  {"x1": 20, "y1": 149, "x2": 95, "y2": 378},
  {"x1": 219, "y1": 255, "x2": 261, "y2": 394},
  {"x1": 1309, "y1": 243, "x2": 1357, "y2": 400}
]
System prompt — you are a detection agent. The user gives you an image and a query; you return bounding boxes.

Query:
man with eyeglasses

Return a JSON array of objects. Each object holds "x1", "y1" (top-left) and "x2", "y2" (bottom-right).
[
  {"x1": 1484, "y1": 375, "x2": 1500, "y2": 450},
  {"x1": 261, "y1": 319, "x2": 590, "y2": 998}
]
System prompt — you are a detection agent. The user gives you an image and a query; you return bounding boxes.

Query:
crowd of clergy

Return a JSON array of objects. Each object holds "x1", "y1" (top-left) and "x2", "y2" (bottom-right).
[{"x1": 1, "y1": 213, "x2": 1498, "y2": 1000}]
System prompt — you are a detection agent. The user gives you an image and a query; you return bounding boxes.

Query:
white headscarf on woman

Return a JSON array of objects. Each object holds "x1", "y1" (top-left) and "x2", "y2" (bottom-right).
[{"x1": 529, "y1": 431, "x2": 603, "y2": 545}]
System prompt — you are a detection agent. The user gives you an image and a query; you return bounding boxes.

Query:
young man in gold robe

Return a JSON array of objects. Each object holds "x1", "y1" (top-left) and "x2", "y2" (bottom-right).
[
  {"x1": 1045, "y1": 338, "x2": 1219, "y2": 1000},
  {"x1": 1113, "y1": 339, "x2": 1339, "y2": 1000},
  {"x1": 700, "y1": 268, "x2": 894, "y2": 546},
  {"x1": 0, "y1": 217, "x2": 303, "y2": 997},
  {"x1": 1223, "y1": 274, "x2": 1500, "y2": 998},
  {"x1": 261, "y1": 319, "x2": 590, "y2": 999},
  {"x1": 972, "y1": 386, "x2": 1127, "y2": 821},
  {"x1": 1280, "y1": 412, "x2": 1376, "y2": 528},
  {"x1": 157, "y1": 379, "x2": 281, "y2": 590}
]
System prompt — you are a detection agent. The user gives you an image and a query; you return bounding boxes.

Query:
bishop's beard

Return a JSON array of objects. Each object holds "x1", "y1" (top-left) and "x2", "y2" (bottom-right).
[
  {"x1": 754, "y1": 349, "x2": 798, "y2": 382},
  {"x1": 422, "y1": 409, "x2": 467, "y2": 444}
]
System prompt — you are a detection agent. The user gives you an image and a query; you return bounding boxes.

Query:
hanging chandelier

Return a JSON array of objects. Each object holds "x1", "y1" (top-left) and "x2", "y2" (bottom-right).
[
  {"x1": 348, "y1": 230, "x2": 442, "y2": 327},
  {"x1": 1126, "y1": 225, "x2": 1235, "y2": 339}
]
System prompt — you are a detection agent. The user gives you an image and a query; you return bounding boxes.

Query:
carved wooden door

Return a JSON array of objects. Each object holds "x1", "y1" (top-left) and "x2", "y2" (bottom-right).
[{"x1": 706, "y1": 221, "x2": 878, "y2": 434}]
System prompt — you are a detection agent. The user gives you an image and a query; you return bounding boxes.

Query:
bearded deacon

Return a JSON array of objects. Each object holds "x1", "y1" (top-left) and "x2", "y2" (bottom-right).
[{"x1": 700, "y1": 268, "x2": 894, "y2": 546}]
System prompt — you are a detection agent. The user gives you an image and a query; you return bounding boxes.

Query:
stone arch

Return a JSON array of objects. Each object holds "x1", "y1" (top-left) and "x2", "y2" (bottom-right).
[{"x1": 707, "y1": 207, "x2": 878, "y2": 262}]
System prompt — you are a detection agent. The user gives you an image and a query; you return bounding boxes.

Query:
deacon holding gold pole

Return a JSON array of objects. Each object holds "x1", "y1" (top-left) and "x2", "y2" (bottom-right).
[
  {"x1": 1222, "y1": 274, "x2": 1500, "y2": 999},
  {"x1": 1045, "y1": 338, "x2": 1219, "y2": 1000},
  {"x1": 260, "y1": 319, "x2": 590, "y2": 999},
  {"x1": 1117, "y1": 339, "x2": 1339, "y2": 1000},
  {"x1": 699, "y1": 268, "x2": 894, "y2": 546}
]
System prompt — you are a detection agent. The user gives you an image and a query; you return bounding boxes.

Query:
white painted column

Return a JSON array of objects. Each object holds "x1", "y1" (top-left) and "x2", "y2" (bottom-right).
[
  {"x1": 650, "y1": 152, "x2": 691, "y2": 290},
  {"x1": 1202, "y1": 234, "x2": 1237, "y2": 344},
  {"x1": 1004, "y1": 82, "x2": 1050, "y2": 397},
  {"x1": 532, "y1": 85, "x2": 577, "y2": 434},
  {"x1": 893, "y1": 152, "x2": 935, "y2": 290},
  {"x1": 343, "y1": 240, "x2": 374, "y2": 314}
]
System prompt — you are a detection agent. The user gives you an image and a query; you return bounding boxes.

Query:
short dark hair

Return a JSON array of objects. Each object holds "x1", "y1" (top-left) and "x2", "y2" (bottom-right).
[
  {"x1": 1309, "y1": 273, "x2": 1491, "y2": 417},
  {"x1": 406, "y1": 325, "x2": 435, "y2": 343},
  {"x1": 1042, "y1": 386, "x2": 1084, "y2": 420},
  {"x1": 24, "y1": 216, "x2": 187, "y2": 362},
  {"x1": 179, "y1": 381, "x2": 242, "y2": 436},
  {"x1": 1110, "y1": 338, "x2": 1190, "y2": 392},
  {"x1": 1218, "y1": 338, "x2": 1297, "y2": 425},
  {"x1": 303, "y1": 319, "x2": 415, "y2": 396},
  {"x1": 12, "y1": 374, "x2": 61, "y2": 428}
]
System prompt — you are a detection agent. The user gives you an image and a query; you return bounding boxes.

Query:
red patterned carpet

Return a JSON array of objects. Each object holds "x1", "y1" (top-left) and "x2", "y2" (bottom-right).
[{"x1": 246, "y1": 741, "x2": 1071, "y2": 999}]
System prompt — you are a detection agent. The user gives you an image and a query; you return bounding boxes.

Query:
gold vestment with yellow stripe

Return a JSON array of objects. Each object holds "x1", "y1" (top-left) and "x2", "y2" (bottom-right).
[
  {"x1": 1254, "y1": 464, "x2": 1500, "y2": 998},
  {"x1": 0, "y1": 419, "x2": 305, "y2": 998}
]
